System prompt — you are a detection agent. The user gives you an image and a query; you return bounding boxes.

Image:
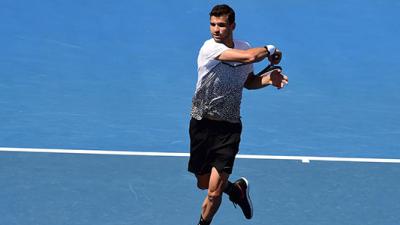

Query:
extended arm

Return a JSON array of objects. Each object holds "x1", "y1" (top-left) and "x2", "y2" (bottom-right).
[
  {"x1": 244, "y1": 69, "x2": 288, "y2": 90},
  {"x1": 216, "y1": 47, "x2": 271, "y2": 63}
]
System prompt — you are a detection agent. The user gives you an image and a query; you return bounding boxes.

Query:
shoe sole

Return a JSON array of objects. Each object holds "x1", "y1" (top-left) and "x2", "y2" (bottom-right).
[{"x1": 240, "y1": 177, "x2": 253, "y2": 219}]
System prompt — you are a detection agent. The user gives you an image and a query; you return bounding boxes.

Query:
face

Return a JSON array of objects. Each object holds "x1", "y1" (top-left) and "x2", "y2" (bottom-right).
[{"x1": 209, "y1": 15, "x2": 235, "y2": 44}]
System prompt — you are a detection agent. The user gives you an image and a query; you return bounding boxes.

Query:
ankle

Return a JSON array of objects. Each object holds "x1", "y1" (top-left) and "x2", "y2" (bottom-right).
[
  {"x1": 198, "y1": 215, "x2": 211, "y2": 225},
  {"x1": 223, "y1": 181, "x2": 234, "y2": 195},
  {"x1": 225, "y1": 181, "x2": 242, "y2": 201}
]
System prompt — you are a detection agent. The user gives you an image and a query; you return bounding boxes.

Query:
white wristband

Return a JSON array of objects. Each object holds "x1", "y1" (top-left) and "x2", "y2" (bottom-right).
[{"x1": 266, "y1": 45, "x2": 276, "y2": 55}]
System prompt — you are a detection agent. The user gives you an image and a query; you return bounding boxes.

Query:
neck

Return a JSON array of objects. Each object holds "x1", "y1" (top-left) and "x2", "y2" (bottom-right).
[{"x1": 224, "y1": 37, "x2": 234, "y2": 48}]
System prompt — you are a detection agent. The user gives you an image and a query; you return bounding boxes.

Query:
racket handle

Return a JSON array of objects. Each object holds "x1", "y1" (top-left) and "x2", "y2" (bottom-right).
[
  {"x1": 273, "y1": 53, "x2": 280, "y2": 61},
  {"x1": 258, "y1": 64, "x2": 282, "y2": 76}
]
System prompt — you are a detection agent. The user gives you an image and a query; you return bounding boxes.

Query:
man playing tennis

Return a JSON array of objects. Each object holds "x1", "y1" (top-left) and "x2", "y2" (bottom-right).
[{"x1": 188, "y1": 4, "x2": 288, "y2": 225}]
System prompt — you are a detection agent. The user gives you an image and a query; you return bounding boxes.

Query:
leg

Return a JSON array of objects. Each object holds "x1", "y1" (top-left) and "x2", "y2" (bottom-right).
[
  {"x1": 200, "y1": 167, "x2": 229, "y2": 222},
  {"x1": 196, "y1": 173, "x2": 210, "y2": 190}
]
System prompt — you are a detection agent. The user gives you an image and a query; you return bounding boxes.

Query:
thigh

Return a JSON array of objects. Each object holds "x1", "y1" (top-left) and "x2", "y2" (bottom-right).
[
  {"x1": 195, "y1": 167, "x2": 230, "y2": 191},
  {"x1": 188, "y1": 118, "x2": 210, "y2": 175},
  {"x1": 196, "y1": 173, "x2": 210, "y2": 189}
]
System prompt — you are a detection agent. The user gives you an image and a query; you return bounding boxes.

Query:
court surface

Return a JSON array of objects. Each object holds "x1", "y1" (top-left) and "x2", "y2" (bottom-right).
[{"x1": 1, "y1": 0, "x2": 399, "y2": 224}]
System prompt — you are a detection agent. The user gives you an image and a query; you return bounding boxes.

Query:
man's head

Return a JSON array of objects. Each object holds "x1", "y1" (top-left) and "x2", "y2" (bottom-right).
[{"x1": 209, "y1": 4, "x2": 236, "y2": 45}]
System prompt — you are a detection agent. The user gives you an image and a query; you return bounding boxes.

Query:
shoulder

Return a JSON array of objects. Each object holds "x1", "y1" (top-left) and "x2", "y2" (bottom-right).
[
  {"x1": 233, "y1": 40, "x2": 251, "y2": 50},
  {"x1": 200, "y1": 39, "x2": 229, "y2": 51},
  {"x1": 198, "y1": 38, "x2": 231, "y2": 61}
]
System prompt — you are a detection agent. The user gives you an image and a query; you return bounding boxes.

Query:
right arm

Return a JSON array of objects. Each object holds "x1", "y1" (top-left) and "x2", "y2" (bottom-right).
[
  {"x1": 217, "y1": 47, "x2": 282, "y2": 65},
  {"x1": 216, "y1": 47, "x2": 271, "y2": 64}
]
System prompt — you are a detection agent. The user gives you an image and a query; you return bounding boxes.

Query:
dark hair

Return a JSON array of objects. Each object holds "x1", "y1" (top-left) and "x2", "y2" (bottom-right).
[{"x1": 209, "y1": 4, "x2": 235, "y2": 24}]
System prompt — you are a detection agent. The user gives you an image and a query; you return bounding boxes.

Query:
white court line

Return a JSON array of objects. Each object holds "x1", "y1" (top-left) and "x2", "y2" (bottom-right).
[{"x1": 1, "y1": 147, "x2": 400, "y2": 164}]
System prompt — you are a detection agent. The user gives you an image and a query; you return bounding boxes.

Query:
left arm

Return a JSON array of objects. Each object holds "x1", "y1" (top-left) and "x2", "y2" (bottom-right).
[
  {"x1": 244, "y1": 48, "x2": 287, "y2": 90},
  {"x1": 244, "y1": 69, "x2": 288, "y2": 90}
]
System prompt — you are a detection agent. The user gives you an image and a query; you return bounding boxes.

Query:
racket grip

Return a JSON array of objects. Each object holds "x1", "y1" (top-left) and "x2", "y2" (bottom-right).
[{"x1": 258, "y1": 65, "x2": 282, "y2": 76}]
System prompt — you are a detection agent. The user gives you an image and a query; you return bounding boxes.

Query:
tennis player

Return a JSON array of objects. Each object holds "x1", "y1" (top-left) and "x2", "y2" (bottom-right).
[{"x1": 188, "y1": 4, "x2": 288, "y2": 225}]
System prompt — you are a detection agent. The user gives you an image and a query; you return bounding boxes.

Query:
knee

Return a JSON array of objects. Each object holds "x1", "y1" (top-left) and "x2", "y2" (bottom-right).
[{"x1": 207, "y1": 189, "x2": 223, "y2": 202}]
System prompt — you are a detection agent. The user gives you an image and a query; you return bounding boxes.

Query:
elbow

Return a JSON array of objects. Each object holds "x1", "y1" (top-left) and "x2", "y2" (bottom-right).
[
  {"x1": 244, "y1": 74, "x2": 264, "y2": 90},
  {"x1": 243, "y1": 80, "x2": 251, "y2": 89},
  {"x1": 245, "y1": 55, "x2": 257, "y2": 63},
  {"x1": 241, "y1": 52, "x2": 257, "y2": 63},
  {"x1": 244, "y1": 49, "x2": 267, "y2": 63},
  {"x1": 247, "y1": 56, "x2": 257, "y2": 63},
  {"x1": 244, "y1": 80, "x2": 256, "y2": 90},
  {"x1": 244, "y1": 85, "x2": 257, "y2": 90}
]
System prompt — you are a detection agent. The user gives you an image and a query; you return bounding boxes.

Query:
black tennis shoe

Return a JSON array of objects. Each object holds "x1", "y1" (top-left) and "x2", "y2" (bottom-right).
[{"x1": 229, "y1": 177, "x2": 253, "y2": 219}]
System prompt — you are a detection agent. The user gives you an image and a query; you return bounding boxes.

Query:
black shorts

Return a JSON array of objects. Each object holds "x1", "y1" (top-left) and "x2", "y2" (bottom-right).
[{"x1": 188, "y1": 117, "x2": 242, "y2": 175}]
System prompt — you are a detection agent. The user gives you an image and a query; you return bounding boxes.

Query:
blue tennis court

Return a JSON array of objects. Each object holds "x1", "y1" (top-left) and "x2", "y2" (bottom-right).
[
  {"x1": 1, "y1": 0, "x2": 399, "y2": 224},
  {"x1": 1, "y1": 151, "x2": 399, "y2": 225}
]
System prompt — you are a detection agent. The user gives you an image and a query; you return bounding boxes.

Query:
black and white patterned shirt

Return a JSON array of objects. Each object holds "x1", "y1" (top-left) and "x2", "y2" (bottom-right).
[{"x1": 191, "y1": 39, "x2": 253, "y2": 123}]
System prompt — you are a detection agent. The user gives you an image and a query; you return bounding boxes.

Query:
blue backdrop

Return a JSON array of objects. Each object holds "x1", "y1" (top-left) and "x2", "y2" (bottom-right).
[{"x1": 1, "y1": 0, "x2": 399, "y2": 157}]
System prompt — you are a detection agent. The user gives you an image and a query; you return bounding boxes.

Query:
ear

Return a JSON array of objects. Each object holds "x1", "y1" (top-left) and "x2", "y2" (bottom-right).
[{"x1": 231, "y1": 22, "x2": 236, "y2": 30}]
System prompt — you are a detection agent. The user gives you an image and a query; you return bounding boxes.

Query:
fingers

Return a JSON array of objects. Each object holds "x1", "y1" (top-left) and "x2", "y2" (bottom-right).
[
  {"x1": 282, "y1": 73, "x2": 289, "y2": 82},
  {"x1": 269, "y1": 68, "x2": 282, "y2": 75},
  {"x1": 279, "y1": 73, "x2": 288, "y2": 88},
  {"x1": 271, "y1": 72, "x2": 288, "y2": 89},
  {"x1": 268, "y1": 55, "x2": 281, "y2": 64},
  {"x1": 279, "y1": 75, "x2": 288, "y2": 89},
  {"x1": 268, "y1": 50, "x2": 282, "y2": 64},
  {"x1": 261, "y1": 64, "x2": 288, "y2": 89},
  {"x1": 266, "y1": 48, "x2": 286, "y2": 88}
]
